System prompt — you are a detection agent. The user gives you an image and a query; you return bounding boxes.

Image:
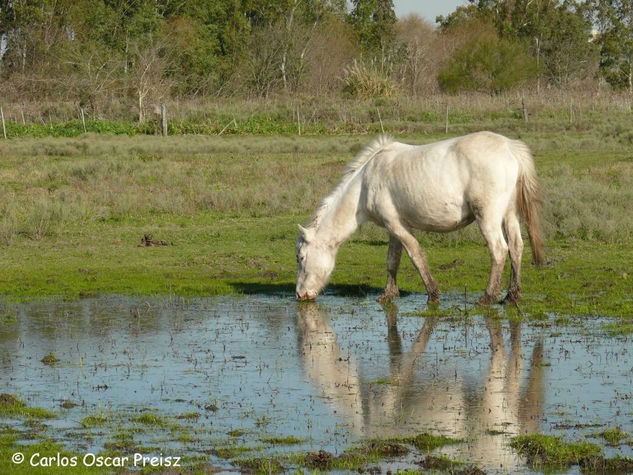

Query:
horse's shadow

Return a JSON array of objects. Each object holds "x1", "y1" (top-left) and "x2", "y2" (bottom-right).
[{"x1": 229, "y1": 282, "x2": 400, "y2": 298}]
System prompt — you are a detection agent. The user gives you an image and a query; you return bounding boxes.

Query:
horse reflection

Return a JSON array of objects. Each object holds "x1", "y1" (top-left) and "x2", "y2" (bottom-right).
[{"x1": 297, "y1": 303, "x2": 544, "y2": 469}]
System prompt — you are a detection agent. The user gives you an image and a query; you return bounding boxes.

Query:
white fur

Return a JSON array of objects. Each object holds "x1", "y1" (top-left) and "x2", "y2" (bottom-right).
[{"x1": 296, "y1": 131, "x2": 541, "y2": 303}]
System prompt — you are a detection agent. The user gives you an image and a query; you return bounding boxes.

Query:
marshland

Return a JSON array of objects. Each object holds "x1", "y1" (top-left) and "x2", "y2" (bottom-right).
[{"x1": 2, "y1": 0, "x2": 633, "y2": 472}]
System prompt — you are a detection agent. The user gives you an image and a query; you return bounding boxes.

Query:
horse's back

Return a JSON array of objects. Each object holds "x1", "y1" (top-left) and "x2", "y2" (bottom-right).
[{"x1": 361, "y1": 132, "x2": 521, "y2": 231}]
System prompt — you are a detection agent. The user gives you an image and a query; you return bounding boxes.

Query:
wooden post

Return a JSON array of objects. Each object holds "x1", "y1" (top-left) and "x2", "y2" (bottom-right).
[
  {"x1": 377, "y1": 107, "x2": 384, "y2": 134},
  {"x1": 160, "y1": 103, "x2": 167, "y2": 137},
  {"x1": 80, "y1": 107, "x2": 87, "y2": 133},
  {"x1": 20, "y1": 104, "x2": 25, "y2": 125},
  {"x1": 296, "y1": 107, "x2": 301, "y2": 136},
  {"x1": 445, "y1": 103, "x2": 449, "y2": 134},
  {"x1": 522, "y1": 98, "x2": 528, "y2": 122},
  {"x1": 569, "y1": 99, "x2": 574, "y2": 124},
  {"x1": 0, "y1": 107, "x2": 6, "y2": 139}
]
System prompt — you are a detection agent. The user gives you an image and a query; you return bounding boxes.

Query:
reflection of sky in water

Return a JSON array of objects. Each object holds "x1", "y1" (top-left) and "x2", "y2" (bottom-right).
[{"x1": 1, "y1": 294, "x2": 632, "y2": 472}]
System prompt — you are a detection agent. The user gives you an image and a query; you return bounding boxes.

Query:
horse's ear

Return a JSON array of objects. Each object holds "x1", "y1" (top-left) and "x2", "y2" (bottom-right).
[{"x1": 297, "y1": 224, "x2": 313, "y2": 242}]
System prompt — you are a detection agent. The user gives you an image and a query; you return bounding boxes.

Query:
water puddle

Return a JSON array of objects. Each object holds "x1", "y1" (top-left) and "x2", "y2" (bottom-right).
[{"x1": 1, "y1": 294, "x2": 632, "y2": 472}]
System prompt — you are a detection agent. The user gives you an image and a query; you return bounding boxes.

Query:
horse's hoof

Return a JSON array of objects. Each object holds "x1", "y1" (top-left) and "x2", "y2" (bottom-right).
[
  {"x1": 502, "y1": 293, "x2": 520, "y2": 305},
  {"x1": 427, "y1": 289, "x2": 440, "y2": 305}
]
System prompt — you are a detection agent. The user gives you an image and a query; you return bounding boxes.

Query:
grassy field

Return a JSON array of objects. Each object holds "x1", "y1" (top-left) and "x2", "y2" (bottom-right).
[{"x1": 0, "y1": 119, "x2": 632, "y2": 317}]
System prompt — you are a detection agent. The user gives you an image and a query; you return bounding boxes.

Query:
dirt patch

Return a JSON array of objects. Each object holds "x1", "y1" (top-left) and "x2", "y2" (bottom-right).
[
  {"x1": 364, "y1": 441, "x2": 409, "y2": 456},
  {"x1": 0, "y1": 393, "x2": 22, "y2": 407},
  {"x1": 438, "y1": 259, "x2": 465, "y2": 270},
  {"x1": 304, "y1": 450, "x2": 333, "y2": 469},
  {"x1": 418, "y1": 455, "x2": 484, "y2": 474},
  {"x1": 138, "y1": 234, "x2": 169, "y2": 246}
]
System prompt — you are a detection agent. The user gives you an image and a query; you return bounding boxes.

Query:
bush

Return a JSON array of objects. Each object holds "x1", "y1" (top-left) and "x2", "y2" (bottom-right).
[
  {"x1": 342, "y1": 60, "x2": 398, "y2": 99},
  {"x1": 438, "y1": 35, "x2": 538, "y2": 94}
]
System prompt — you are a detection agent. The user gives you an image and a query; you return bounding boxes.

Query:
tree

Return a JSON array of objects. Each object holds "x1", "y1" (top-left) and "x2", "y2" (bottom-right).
[
  {"x1": 437, "y1": 0, "x2": 597, "y2": 87},
  {"x1": 348, "y1": 0, "x2": 397, "y2": 63},
  {"x1": 396, "y1": 14, "x2": 437, "y2": 95},
  {"x1": 438, "y1": 33, "x2": 539, "y2": 94},
  {"x1": 586, "y1": 0, "x2": 633, "y2": 93}
]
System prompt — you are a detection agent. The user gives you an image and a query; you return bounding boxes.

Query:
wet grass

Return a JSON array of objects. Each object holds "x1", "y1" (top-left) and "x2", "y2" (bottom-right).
[
  {"x1": 512, "y1": 433, "x2": 633, "y2": 473},
  {"x1": 233, "y1": 433, "x2": 462, "y2": 473},
  {"x1": 594, "y1": 427, "x2": 628, "y2": 446},
  {"x1": 260, "y1": 435, "x2": 304, "y2": 445},
  {"x1": 80, "y1": 414, "x2": 107, "y2": 428},
  {"x1": 417, "y1": 455, "x2": 484, "y2": 475},
  {"x1": 511, "y1": 434, "x2": 601, "y2": 469},
  {"x1": 391, "y1": 433, "x2": 464, "y2": 451},
  {"x1": 0, "y1": 394, "x2": 55, "y2": 420},
  {"x1": 130, "y1": 412, "x2": 166, "y2": 427}
]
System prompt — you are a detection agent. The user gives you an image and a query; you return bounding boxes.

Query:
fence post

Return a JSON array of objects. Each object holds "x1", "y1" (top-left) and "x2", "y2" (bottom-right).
[
  {"x1": 161, "y1": 103, "x2": 168, "y2": 137},
  {"x1": 445, "y1": 103, "x2": 449, "y2": 134},
  {"x1": 80, "y1": 108, "x2": 87, "y2": 133},
  {"x1": 522, "y1": 98, "x2": 528, "y2": 122},
  {"x1": 0, "y1": 107, "x2": 6, "y2": 139}
]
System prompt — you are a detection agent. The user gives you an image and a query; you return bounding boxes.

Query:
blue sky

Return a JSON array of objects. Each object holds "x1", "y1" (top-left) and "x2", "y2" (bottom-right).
[{"x1": 394, "y1": 0, "x2": 470, "y2": 23}]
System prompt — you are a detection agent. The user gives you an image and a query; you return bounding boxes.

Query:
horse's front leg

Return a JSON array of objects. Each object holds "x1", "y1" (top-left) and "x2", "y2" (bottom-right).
[{"x1": 378, "y1": 235, "x2": 402, "y2": 303}]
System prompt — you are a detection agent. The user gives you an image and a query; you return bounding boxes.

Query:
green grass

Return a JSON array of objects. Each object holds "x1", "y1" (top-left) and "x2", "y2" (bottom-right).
[
  {"x1": 0, "y1": 437, "x2": 103, "y2": 474},
  {"x1": 130, "y1": 412, "x2": 166, "y2": 427},
  {"x1": 80, "y1": 414, "x2": 107, "y2": 428},
  {"x1": 0, "y1": 394, "x2": 56, "y2": 420},
  {"x1": 0, "y1": 131, "x2": 631, "y2": 326},
  {"x1": 595, "y1": 427, "x2": 628, "y2": 446},
  {"x1": 511, "y1": 434, "x2": 601, "y2": 469},
  {"x1": 260, "y1": 435, "x2": 304, "y2": 445}
]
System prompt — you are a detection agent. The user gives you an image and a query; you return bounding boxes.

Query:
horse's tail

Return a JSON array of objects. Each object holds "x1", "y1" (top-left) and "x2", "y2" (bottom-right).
[{"x1": 510, "y1": 139, "x2": 544, "y2": 265}]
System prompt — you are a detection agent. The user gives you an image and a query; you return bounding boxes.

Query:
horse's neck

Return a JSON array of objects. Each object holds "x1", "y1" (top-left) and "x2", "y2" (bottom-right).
[{"x1": 315, "y1": 179, "x2": 363, "y2": 247}]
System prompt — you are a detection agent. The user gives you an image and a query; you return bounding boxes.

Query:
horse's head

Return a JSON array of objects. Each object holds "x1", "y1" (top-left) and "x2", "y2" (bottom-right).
[{"x1": 296, "y1": 225, "x2": 336, "y2": 300}]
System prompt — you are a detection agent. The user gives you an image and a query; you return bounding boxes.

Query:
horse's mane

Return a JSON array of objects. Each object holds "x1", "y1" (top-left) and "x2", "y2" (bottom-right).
[{"x1": 308, "y1": 135, "x2": 393, "y2": 229}]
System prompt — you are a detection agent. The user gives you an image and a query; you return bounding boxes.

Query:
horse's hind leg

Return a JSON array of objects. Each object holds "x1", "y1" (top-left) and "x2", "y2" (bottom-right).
[
  {"x1": 477, "y1": 212, "x2": 508, "y2": 305},
  {"x1": 503, "y1": 211, "x2": 523, "y2": 304},
  {"x1": 384, "y1": 223, "x2": 439, "y2": 304},
  {"x1": 378, "y1": 235, "x2": 402, "y2": 303}
]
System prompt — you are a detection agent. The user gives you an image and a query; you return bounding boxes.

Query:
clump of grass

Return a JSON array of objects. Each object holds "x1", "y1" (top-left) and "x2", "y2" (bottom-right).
[
  {"x1": 580, "y1": 455, "x2": 633, "y2": 472},
  {"x1": 234, "y1": 456, "x2": 284, "y2": 474},
  {"x1": 211, "y1": 445, "x2": 255, "y2": 459},
  {"x1": 175, "y1": 411, "x2": 200, "y2": 421},
  {"x1": 417, "y1": 455, "x2": 477, "y2": 473},
  {"x1": 81, "y1": 414, "x2": 107, "y2": 428},
  {"x1": 41, "y1": 352, "x2": 60, "y2": 365},
  {"x1": 130, "y1": 412, "x2": 165, "y2": 426},
  {"x1": 343, "y1": 60, "x2": 398, "y2": 99},
  {"x1": 398, "y1": 432, "x2": 463, "y2": 451},
  {"x1": 0, "y1": 393, "x2": 55, "y2": 419},
  {"x1": 511, "y1": 434, "x2": 601, "y2": 469},
  {"x1": 595, "y1": 427, "x2": 628, "y2": 445},
  {"x1": 260, "y1": 435, "x2": 304, "y2": 445},
  {"x1": 228, "y1": 429, "x2": 246, "y2": 437}
]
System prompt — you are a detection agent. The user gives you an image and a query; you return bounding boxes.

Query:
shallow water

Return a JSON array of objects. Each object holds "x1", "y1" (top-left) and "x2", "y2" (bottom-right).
[{"x1": 1, "y1": 294, "x2": 632, "y2": 472}]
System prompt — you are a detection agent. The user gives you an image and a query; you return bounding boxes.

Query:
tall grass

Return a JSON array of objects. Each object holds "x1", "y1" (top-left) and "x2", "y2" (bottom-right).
[
  {"x1": 0, "y1": 131, "x2": 632, "y2": 246},
  {"x1": 1, "y1": 89, "x2": 632, "y2": 138}
]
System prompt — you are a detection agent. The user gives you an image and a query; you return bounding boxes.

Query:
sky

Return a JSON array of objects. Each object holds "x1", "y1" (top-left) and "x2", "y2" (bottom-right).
[{"x1": 393, "y1": 0, "x2": 470, "y2": 23}]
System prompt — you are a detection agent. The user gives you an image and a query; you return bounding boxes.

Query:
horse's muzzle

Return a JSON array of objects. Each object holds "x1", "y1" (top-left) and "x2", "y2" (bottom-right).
[{"x1": 296, "y1": 292, "x2": 316, "y2": 301}]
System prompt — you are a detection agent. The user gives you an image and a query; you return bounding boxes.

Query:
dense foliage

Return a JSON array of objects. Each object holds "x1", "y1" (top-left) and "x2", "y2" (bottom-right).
[{"x1": 0, "y1": 0, "x2": 630, "y2": 120}]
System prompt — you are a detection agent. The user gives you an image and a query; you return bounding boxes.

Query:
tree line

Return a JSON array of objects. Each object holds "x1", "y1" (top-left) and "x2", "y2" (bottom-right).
[{"x1": 0, "y1": 0, "x2": 631, "y2": 121}]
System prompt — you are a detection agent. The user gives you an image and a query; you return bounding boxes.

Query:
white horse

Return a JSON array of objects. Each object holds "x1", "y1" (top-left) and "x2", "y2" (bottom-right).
[{"x1": 296, "y1": 132, "x2": 543, "y2": 305}]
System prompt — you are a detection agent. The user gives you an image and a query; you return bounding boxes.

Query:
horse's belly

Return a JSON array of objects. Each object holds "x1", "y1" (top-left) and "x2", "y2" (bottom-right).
[{"x1": 403, "y1": 201, "x2": 474, "y2": 232}]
